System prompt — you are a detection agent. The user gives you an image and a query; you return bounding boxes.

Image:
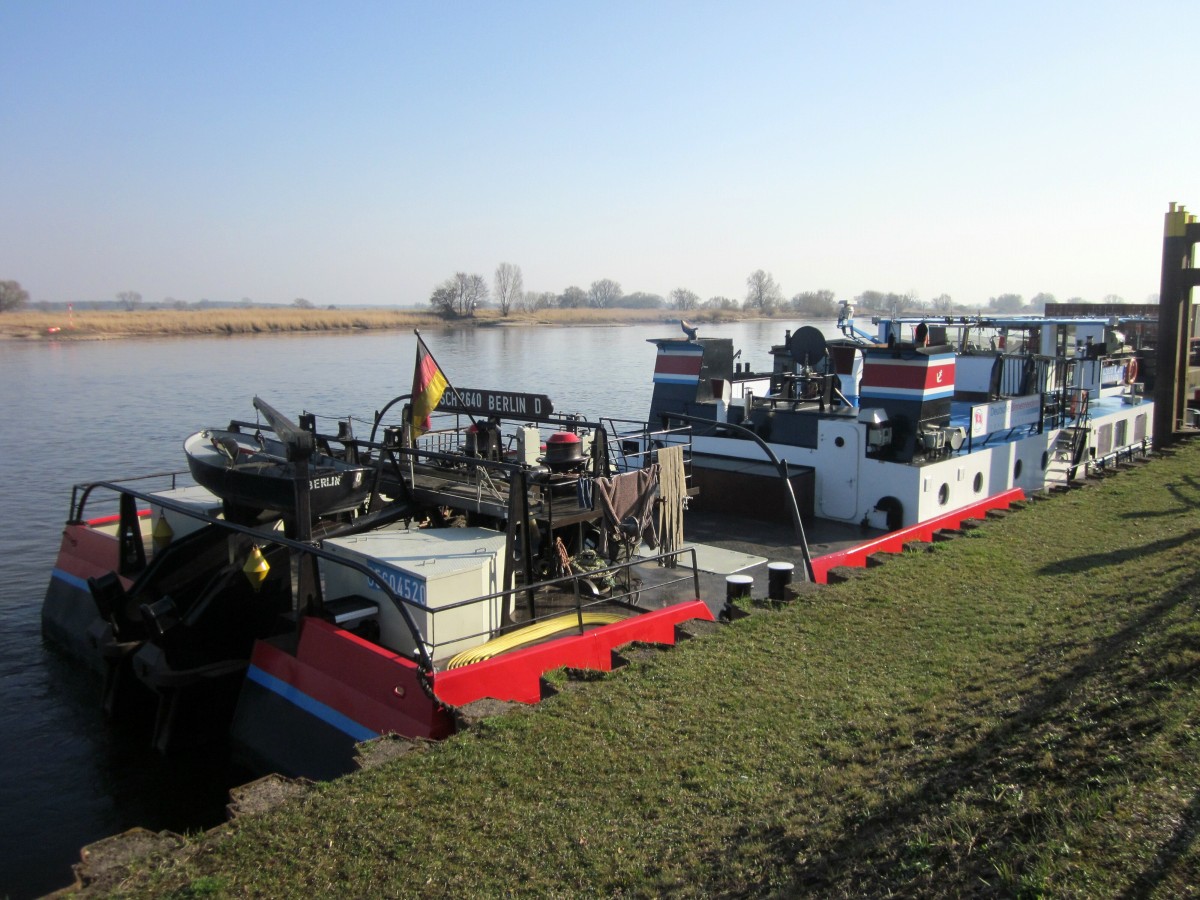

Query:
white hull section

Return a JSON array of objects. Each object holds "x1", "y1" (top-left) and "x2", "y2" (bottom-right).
[{"x1": 691, "y1": 400, "x2": 1151, "y2": 529}]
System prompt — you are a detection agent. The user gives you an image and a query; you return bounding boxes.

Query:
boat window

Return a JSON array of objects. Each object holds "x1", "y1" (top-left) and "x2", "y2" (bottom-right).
[
  {"x1": 938, "y1": 483, "x2": 949, "y2": 505},
  {"x1": 834, "y1": 436, "x2": 845, "y2": 448},
  {"x1": 1041, "y1": 451, "x2": 1049, "y2": 471},
  {"x1": 973, "y1": 472, "x2": 983, "y2": 493},
  {"x1": 1014, "y1": 459, "x2": 1024, "y2": 480}
]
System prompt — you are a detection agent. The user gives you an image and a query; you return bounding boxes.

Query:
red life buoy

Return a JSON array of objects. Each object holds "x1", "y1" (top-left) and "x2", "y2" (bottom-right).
[{"x1": 1125, "y1": 358, "x2": 1139, "y2": 384}]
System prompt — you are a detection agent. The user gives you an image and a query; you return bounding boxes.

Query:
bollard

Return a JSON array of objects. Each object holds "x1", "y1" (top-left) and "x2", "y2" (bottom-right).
[
  {"x1": 722, "y1": 574, "x2": 754, "y2": 620},
  {"x1": 767, "y1": 561, "x2": 795, "y2": 600},
  {"x1": 725, "y1": 574, "x2": 753, "y2": 604}
]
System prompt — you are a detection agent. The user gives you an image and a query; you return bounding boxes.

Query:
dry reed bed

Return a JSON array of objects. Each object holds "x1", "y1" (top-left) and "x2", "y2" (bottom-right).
[{"x1": 0, "y1": 306, "x2": 742, "y2": 340}]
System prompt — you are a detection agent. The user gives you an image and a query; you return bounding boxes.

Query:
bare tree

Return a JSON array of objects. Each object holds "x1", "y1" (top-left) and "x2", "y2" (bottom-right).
[
  {"x1": 430, "y1": 273, "x2": 489, "y2": 318},
  {"x1": 117, "y1": 290, "x2": 142, "y2": 311},
  {"x1": 988, "y1": 293, "x2": 1024, "y2": 313},
  {"x1": 791, "y1": 290, "x2": 837, "y2": 316},
  {"x1": 494, "y1": 263, "x2": 524, "y2": 317},
  {"x1": 930, "y1": 293, "x2": 954, "y2": 313},
  {"x1": 588, "y1": 278, "x2": 623, "y2": 308},
  {"x1": 705, "y1": 295, "x2": 738, "y2": 310},
  {"x1": 293, "y1": 297, "x2": 314, "y2": 309},
  {"x1": 1028, "y1": 292, "x2": 1055, "y2": 314},
  {"x1": 526, "y1": 291, "x2": 556, "y2": 310},
  {"x1": 622, "y1": 292, "x2": 665, "y2": 309},
  {"x1": 558, "y1": 285, "x2": 588, "y2": 308},
  {"x1": 745, "y1": 270, "x2": 782, "y2": 311},
  {"x1": 671, "y1": 288, "x2": 699, "y2": 310},
  {"x1": 857, "y1": 290, "x2": 913, "y2": 316},
  {"x1": 0, "y1": 280, "x2": 29, "y2": 312}
]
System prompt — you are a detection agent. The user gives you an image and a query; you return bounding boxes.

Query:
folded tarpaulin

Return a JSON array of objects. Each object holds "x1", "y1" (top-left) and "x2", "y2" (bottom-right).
[{"x1": 592, "y1": 465, "x2": 660, "y2": 557}]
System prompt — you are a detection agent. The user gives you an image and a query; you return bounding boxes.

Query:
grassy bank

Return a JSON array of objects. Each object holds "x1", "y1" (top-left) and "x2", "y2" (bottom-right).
[
  {"x1": 106, "y1": 445, "x2": 1200, "y2": 897},
  {"x1": 0, "y1": 306, "x2": 741, "y2": 341}
]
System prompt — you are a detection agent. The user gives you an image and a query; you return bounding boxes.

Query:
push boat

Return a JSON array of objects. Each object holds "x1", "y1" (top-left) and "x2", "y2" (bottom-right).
[
  {"x1": 41, "y1": 200, "x2": 1200, "y2": 780},
  {"x1": 43, "y1": 392, "x2": 714, "y2": 778}
]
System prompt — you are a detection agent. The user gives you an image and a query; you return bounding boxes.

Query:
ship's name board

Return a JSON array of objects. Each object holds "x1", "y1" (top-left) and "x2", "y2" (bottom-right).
[{"x1": 439, "y1": 388, "x2": 554, "y2": 418}]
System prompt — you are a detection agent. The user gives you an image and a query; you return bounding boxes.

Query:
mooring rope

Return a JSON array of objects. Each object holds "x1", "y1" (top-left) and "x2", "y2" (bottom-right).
[{"x1": 656, "y1": 444, "x2": 686, "y2": 561}]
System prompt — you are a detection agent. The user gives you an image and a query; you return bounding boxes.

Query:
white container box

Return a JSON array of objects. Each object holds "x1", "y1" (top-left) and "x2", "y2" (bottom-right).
[{"x1": 320, "y1": 527, "x2": 509, "y2": 662}]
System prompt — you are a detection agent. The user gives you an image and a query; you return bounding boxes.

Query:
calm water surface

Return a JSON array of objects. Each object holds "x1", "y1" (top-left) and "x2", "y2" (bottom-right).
[{"x1": 0, "y1": 318, "x2": 831, "y2": 897}]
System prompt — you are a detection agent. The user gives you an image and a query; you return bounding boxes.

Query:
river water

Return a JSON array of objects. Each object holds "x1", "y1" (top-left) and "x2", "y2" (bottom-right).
[{"x1": 0, "y1": 317, "x2": 833, "y2": 897}]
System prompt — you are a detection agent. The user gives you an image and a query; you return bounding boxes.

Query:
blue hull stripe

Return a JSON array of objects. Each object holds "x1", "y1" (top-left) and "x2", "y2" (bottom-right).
[
  {"x1": 245, "y1": 664, "x2": 379, "y2": 742},
  {"x1": 51, "y1": 568, "x2": 90, "y2": 592},
  {"x1": 861, "y1": 388, "x2": 955, "y2": 401},
  {"x1": 653, "y1": 373, "x2": 701, "y2": 384}
]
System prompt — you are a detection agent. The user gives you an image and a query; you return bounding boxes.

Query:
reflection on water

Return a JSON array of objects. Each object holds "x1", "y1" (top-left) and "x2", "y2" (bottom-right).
[{"x1": 0, "y1": 317, "x2": 832, "y2": 897}]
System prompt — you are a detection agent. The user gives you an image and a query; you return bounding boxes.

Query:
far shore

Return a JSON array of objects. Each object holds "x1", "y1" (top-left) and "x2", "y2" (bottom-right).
[{"x1": 0, "y1": 306, "x2": 768, "y2": 342}]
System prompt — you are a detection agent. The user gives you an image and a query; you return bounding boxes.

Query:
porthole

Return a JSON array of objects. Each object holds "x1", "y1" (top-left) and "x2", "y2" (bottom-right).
[
  {"x1": 834, "y1": 436, "x2": 845, "y2": 448},
  {"x1": 938, "y1": 483, "x2": 949, "y2": 505},
  {"x1": 1041, "y1": 450, "x2": 1049, "y2": 471},
  {"x1": 973, "y1": 472, "x2": 983, "y2": 493},
  {"x1": 1014, "y1": 459, "x2": 1024, "y2": 480}
]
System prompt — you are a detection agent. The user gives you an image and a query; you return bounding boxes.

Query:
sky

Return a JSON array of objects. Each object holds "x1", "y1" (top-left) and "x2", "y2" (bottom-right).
[{"x1": 2, "y1": 1, "x2": 1196, "y2": 310}]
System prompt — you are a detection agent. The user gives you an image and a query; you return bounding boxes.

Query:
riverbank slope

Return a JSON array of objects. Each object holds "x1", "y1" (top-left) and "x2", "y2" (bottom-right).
[{"x1": 71, "y1": 442, "x2": 1200, "y2": 897}]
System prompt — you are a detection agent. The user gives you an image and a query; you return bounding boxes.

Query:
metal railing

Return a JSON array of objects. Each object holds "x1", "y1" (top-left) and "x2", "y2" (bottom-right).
[
  {"x1": 66, "y1": 480, "x2": 702, "y2": 675},
  {"x1": 379, "y1": 546, "x2": 702, "y2": 668}
]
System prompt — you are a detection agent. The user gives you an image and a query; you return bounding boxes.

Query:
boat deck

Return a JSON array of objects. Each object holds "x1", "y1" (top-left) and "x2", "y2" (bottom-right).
[{"x1": 624, "y1": 510, "x2": 881, "y2": 618}]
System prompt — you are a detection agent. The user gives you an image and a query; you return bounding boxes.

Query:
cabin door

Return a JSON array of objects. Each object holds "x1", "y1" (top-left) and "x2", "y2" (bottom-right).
[{"x1": 818, "y1": 422, "x2": 860, "y2": 520}]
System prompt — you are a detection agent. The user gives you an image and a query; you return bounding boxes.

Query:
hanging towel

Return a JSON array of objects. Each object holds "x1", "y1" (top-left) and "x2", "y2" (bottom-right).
[{"x1": 592, "y1": 465, "x2": 659, "y2": 557}]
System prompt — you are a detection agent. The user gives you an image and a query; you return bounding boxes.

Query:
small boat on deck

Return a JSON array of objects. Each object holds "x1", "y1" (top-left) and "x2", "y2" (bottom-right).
[
  {"x1": 184, "y1": 428, "x2": 371, "y2": 521},
  {"x1": 184, "y1": 396, "x2": 373, "y2": 524}
]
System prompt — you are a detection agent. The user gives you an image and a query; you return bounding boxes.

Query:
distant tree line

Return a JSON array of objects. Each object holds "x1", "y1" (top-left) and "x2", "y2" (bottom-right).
[
  {"x1": 423, "y1": 264, "x2": 1148, "y2": 321},
  {"x1": 0, "y1": 273, "x2": 1144, "y2": 318}
]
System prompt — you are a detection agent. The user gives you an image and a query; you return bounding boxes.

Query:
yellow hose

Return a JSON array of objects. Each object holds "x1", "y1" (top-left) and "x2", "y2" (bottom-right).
[{"x1": 445, "y1": 612, "x2": 627, "y2": 669}]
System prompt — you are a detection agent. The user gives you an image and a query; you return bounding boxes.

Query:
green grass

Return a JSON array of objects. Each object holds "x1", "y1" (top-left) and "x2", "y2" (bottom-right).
[{"x1": 113, "y1": 445, "x2": 1200, "y2": 897}]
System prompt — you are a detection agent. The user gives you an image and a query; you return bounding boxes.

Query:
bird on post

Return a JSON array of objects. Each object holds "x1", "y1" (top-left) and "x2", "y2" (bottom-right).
[{"x1": 680, "y1": 319, "x2": 698, "y2": 341}]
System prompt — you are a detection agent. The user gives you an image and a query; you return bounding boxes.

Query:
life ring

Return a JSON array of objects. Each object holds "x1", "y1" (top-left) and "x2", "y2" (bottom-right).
[{"x1": 1125, "y1": 358, "x2": 1139, "y2": 384}]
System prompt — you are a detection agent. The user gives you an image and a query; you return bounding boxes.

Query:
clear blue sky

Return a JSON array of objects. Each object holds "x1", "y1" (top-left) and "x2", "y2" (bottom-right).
[{"x1": 2, "y1": 1, "x2": 1196, "y2": 309}]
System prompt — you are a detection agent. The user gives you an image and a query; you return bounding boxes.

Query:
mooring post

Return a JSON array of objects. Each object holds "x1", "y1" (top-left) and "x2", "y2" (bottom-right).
[{"x1": 1153, "y1": 202, "x2": 1200, "y2": 448}]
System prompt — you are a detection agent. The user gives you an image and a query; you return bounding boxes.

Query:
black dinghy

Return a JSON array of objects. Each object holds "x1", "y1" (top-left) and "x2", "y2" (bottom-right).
[{"x1": 184, "y1": 398, "x2": 371, "y2": 521}]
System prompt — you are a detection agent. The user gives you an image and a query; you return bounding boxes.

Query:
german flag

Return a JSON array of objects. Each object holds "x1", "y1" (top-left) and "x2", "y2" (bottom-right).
[{"x1": 410, "y1": 336, "x2": 448, "y2": 439}]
